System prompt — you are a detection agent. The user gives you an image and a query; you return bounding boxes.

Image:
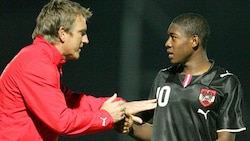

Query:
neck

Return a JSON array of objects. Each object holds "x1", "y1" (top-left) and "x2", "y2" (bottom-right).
[{"x1": 181, "y1": 51, "x2": 211, "y2": 75}]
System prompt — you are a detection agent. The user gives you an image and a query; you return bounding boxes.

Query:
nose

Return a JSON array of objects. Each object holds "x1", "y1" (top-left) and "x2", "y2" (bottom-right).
[
  {"x1": 82, "y1": 35, "x2": 89, "y2": 44},
  {"x1": 165, "y1": 37, "x2": 171, "y2": 48}
]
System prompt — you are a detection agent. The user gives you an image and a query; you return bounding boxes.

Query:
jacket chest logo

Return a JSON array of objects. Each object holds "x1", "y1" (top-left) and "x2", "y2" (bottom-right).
[{"x1": 199, "y1": 88, "x2": 216, "y2": 107}]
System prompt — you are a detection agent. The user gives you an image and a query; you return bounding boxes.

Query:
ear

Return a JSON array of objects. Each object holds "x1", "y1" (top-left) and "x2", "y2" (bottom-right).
[
  {"x1": 58, "y1": 27, "x2": 66, "y2": 43},
  {"x1": 191, "y1": 35, "x2": 199, "y2": 50}
]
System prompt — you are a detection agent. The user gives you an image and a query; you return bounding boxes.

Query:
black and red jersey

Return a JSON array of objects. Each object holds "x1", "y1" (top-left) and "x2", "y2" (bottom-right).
[{"x1": 143, "y1": 61, "x2": 246, "y2": 141}]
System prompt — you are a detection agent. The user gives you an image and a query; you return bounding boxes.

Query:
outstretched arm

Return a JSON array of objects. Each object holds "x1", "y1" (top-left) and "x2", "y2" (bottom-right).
[{"x1": 124, "y1": 99, "x2": 156, "y2": 123}]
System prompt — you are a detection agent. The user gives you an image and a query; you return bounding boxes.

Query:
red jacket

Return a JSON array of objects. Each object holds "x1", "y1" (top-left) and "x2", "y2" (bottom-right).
[{"x1": 0, "y1": 36, "x2": 121, "y2": 140}]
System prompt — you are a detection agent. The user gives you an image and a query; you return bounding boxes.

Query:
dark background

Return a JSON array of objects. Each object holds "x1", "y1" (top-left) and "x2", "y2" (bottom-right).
[{"x1": 0, "y1": 0, "x2": 249, "y2": 140}]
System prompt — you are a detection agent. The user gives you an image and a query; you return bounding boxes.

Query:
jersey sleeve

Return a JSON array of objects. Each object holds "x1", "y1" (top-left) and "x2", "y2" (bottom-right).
[{"x1": 217, "y1": 75, "x2": 246, "y2": 133}]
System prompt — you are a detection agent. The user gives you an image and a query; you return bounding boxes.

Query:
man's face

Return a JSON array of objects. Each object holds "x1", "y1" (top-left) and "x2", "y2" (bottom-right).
[
  {"x1": 62, "y1": 15, "x2": 89, "y2": 60},
  {"x1": 165, "y1": 23, "x2": 194, "y2": 64}
]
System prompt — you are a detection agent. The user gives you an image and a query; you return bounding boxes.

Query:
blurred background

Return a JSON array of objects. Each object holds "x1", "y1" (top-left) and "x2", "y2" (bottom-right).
[{"x1": 1, "y1": 0, "x2": 249, "y2": 140}]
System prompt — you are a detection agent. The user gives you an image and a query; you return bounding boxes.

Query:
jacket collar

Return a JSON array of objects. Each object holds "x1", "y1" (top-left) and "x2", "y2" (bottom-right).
[{"x1": 33, "y1": 36, "x2": 66, "y2": 67}]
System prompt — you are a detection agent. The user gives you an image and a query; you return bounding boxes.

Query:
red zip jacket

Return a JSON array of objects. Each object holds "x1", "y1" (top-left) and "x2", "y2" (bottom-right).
[{"x1": 0, "y1": 36, "x2": 122, "y2": 140}]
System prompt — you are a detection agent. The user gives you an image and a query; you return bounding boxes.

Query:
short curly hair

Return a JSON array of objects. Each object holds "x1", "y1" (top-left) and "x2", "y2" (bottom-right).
[{"x1": 172, "y1": 13, "x2": 210, "y2": 49}]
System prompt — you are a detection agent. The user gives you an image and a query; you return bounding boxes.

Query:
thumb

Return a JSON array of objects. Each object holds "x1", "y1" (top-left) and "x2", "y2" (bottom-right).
[
  {"x1": 105, "y1": 93, "x2": 117, "y2": 103},
  {"x1": 131, "y1": 115, "x2": 143, "y2": 124}
]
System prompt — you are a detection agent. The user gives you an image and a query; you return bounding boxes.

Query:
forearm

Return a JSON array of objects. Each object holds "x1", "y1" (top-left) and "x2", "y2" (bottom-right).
[
  {"x1": 215, "y1": 132, "x2": 235, "y2": 141},
  {"x1": 129, "y1": 123, "x2": 152, "y2": 141}
]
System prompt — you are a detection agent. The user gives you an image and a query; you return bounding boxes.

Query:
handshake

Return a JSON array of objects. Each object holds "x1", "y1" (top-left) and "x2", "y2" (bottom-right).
[{"x1": 100, "y1": 93, "x2": 157, "y2": 134}]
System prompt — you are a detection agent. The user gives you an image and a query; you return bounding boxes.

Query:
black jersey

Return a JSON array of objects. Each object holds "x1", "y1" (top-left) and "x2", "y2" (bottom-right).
[{"x1": 143, "y1": 61, "x2": 246, "y2": 141}]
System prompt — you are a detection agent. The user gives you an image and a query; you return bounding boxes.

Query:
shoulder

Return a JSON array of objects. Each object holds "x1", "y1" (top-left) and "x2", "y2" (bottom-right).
[
  {"x1": 211, "y1": 65, "x2": 241, "y2": 87},
  {"x1": 153, "y1": 65, "x2": 182, "y2": 82},
  {"x1": 19, "y1": 44, "x2": 51, "y2": 60},
  {"x1": 158, "y1": 65, "x2": 182, "y2": 74},
  {"x1": 18, "y1": 45, "x2": 58, "y2": 75}
]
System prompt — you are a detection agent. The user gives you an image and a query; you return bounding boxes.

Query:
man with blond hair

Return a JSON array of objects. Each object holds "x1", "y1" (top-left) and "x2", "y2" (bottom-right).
[{"x1": 0, "y1": 0, "x2": 156, "y2": 140}]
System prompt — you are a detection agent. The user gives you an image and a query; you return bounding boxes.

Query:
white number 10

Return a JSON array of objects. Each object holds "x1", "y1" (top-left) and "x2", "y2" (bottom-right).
[{"x1": 156, "y1": 86, "x2": 171, "y2": 107}]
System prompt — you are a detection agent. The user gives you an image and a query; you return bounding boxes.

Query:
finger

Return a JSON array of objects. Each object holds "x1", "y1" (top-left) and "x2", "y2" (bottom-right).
[
  {"x1": 122, "y1": 129, "x2": 130, "y2": 134},
  {"x1": 139, "y1": 99, "x2": 157, "y2": 103},
  {"x1": 146, "y1": 99, "x2": 157, "y2": 103},
  {"x1": 126, "y1": 102, "x2": 157, "y2": 115},
  {"x1": 131, "y1": 115, "x2": 143, "y2": 124},
  {"x1": 138, "y1": 103, "x2": 156, "y2": 111},
  {"x1": 121, "y1": 124, "x2": 130, "y2": 134},
  {"x1": 105, "y1": 93, "x2": 117, "y2": 103},
  {"x1": 121, "y1": 112, "x2": 125, "y2": 119}
]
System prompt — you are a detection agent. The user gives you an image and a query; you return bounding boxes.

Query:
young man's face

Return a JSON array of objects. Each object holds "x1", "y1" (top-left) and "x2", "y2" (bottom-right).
[
  {"x1": 62, "y1": 15, "x2": 89, "y2": 60},
  {"x1": 164, "y1": 23, "x2": 194, "y2": 64}
]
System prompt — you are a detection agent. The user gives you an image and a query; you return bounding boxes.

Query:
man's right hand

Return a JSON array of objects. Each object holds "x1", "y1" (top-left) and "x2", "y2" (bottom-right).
[{"x1": 100, "y1": 93, "x2": 126, "y2": 123}]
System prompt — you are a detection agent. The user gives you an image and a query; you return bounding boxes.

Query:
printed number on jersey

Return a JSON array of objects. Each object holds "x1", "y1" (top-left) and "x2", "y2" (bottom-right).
[{"x1": 156, "y1": 86, "x2": 171, "y2": 107}]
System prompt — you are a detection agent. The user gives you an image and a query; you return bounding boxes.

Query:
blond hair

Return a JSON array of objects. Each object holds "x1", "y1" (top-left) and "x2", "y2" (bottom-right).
[{"x1": 32, "y1": 0, "x2": 92, "y2": 44}]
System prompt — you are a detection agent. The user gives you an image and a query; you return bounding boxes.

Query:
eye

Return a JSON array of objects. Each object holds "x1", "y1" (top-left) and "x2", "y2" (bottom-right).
[
  {"x1": 80, "y1": 30, "x2": 86, "y2": 36},
  {"x1": 169, "y1": 33, "x2": 177, "y2": 40},
  {"x1": 171, "y1": 35, "x2": 177, "y2": 40}
]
